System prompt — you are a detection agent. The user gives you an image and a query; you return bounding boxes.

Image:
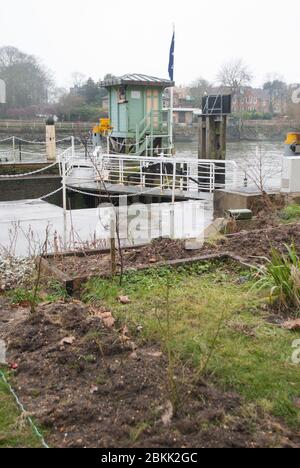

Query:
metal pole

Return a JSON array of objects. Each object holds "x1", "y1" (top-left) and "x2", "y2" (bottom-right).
[
  {"x1": 171, "y1": 160, "x2": 176, "y2": 238},
  {"x1": 71, "y1": 136, "x2": 75, "y2": 158},
  {"x1": 169, "y1": 87, "x2": 174, "y2": 153},
  {"x1": 12, "y1": 136, "x2": 16, "y2": 164},
  {"x1": 110, "y1": 213, "x2": 116, "y2": 277},
  {"x1": 62, "y1": 158, "x2": 67, "y2": 250},
  {"x1": 169, "y1": 23, "x2": 175, "y2": 154}
]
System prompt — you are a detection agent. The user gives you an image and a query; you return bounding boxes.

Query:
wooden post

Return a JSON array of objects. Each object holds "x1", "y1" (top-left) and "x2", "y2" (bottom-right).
[
  {"x1": 46, "y1": 118, "x2": 57, "y2": 161},
  {"x1": 207, "y1": 117, "x2": 217, "y2": 160},
  {"x1": 198, "y1": 116, "x2": 207, "y2": 160},
  {"x1": 221, "y1": 115, "x2": 227, "y2": 160}
]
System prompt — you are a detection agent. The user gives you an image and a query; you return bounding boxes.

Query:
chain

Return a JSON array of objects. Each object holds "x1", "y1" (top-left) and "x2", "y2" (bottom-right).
[
  {"x1": 39, "y1": 186, "x2": 63, "y2": 200},
  {"x1": 66, "y1": 184, "x2": 169, "y2": 199},
  {"x1": 0, "y1": 161, "x2": 59, "y2": 179}
]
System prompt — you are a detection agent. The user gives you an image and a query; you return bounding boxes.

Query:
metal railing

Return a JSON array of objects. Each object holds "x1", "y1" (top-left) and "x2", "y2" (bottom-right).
[
  {"x1": 136, "y1": 110, "x2": 171, "y2": 156},
  {"x1": 0, "y1": 136, "x2": 84, "y2": 164},
  {"x1": 89, "y1": 153, "x2": 238, "y2": 193}
]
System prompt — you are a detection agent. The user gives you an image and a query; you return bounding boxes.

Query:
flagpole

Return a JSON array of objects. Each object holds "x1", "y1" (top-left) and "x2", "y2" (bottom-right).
[
  {"x1": 169, "y1": 24, "x2": 175, "y2": 155},
  {"x1": 170, "y1": 85, "x2": 174, "y2": 153}
]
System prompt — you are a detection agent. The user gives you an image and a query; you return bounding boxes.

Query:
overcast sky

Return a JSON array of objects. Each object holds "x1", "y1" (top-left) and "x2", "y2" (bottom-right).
[{"x1": 1, "y1": 0, "x2": 299, "y2": 88}]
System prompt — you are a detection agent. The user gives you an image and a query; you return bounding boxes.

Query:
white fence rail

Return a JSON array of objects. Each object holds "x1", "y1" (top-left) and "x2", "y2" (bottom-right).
[{"x1": 93, "y1": 154, "x2": 238, "y2": 193}]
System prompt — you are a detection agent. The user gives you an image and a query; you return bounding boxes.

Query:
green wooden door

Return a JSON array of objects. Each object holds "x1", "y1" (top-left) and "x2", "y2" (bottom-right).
[{"x1": 128, "y1": 88, "x2": 144, "y2": 133}]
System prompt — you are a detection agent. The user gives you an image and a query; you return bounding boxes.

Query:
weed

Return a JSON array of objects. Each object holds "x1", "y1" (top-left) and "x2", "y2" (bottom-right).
[
  {"x1": 254, "y1": 243, "x2": 300, "y2": 312},
  {"x1": 130, "y1": 422, "x2": 150, "y2": 443},
  {"x1": 280, "y1": 203, "x2": 300, "y2": 223},
  {"x1": 84, "y1": 262, "x2": 300, "y2": 427},
  {"x1": 45, "y1": 280, "x2": 69, "y2": 302},
  {"x1": 8, "y1": 288, "x2": 40, "y2": 306}
]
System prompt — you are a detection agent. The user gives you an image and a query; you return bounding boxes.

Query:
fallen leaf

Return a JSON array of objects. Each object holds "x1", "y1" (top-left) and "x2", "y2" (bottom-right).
[
  {"x1": 129, "y1": 352, "x2": 138, "y2": 360},
  {"x1": 101, "y1": 312, "x2": 116, "y2": 328},
  {"x1": 119, "y1": 326, "x2": 132, "y2": 345},
  {"x1": 282, "y1": 319, "x2": 300, "y2": 331},
  {"x1": 161, "y1": 401, "x2": 174, "y2": 427},
  {"x1": 118, "y1": 296, "x2": 131, "y2": 305},
  {"x1": 147, "y1": 351, "x2": 163, "y2": 358},
  {"x1": 90, "y1": 307, "x2": 116, "y2": 329},
  {"x1": 60, "y1": 336, "x2": 76, "y2": 346},
  {"x1": 90, "y1": 385, "x2": 99, "y2": 394}
]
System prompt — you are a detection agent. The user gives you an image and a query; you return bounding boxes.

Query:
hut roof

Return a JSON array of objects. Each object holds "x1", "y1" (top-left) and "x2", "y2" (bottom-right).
[{"x1": 100, "y1": 74, "x2": 174, "y2": 88}]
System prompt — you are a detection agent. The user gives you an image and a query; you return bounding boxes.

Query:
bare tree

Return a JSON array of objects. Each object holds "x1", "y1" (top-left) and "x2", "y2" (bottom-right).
[
  {"x1": 237, "y1": 144, "x2": 281, "y2": 211},
  {"x1": 0, "y1": 46, "x2": 53, "y2": 108},
  {"x1": 217, "y1": 58, "x2": 253, "y2": 98},
  {"x1": 0, "y1": 46, "x2": 27, "y2": 67},
  {"x1": 71, "y1": 72, "x2": 86, "y2": 89}
]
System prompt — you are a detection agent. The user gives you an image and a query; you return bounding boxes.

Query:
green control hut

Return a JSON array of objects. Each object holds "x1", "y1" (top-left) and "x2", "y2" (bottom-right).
[{"x1": 100, "y1": 74, "x2": 174, "y2": 156}]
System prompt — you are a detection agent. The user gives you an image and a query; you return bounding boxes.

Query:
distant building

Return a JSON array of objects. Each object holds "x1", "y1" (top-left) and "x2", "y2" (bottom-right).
[
  {"x1": 232, "y1": 87, "x2": 270, "y2": 114},
  {"x1": 163, "y1": 86, "x2": 195, "y2": 109},
  {"x1": 173, "y1": 108, "x2": 201, "y2": 125}
]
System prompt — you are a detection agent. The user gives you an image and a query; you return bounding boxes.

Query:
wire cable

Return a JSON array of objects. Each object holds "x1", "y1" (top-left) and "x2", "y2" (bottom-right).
[{"x1": 0, "y1": 370, "x2": 49, "y2": 449}]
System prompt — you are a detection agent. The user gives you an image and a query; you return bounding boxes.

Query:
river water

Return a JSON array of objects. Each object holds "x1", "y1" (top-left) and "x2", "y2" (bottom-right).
[
  {"x1": 0, "y1": 139, "x2": 284, "y2": 188},
  {"x1": 176, "y1": 140, "x2": 284, "y2": 190}
]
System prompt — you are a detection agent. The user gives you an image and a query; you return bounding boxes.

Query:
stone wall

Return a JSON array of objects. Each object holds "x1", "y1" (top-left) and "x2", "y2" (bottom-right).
[{"x1": 174, "y1": 119, "x2": 300, "y2": 143}]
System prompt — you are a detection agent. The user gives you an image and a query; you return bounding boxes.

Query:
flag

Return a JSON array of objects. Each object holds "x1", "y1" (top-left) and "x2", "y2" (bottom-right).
[{"x1": 168, "y1": 31, "x2": 175, "y2": 82}]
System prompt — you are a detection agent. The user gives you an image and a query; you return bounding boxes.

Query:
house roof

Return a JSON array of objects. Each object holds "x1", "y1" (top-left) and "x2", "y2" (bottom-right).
[{"x1": 100, "y1": 74, "x2": 174, "y2": 88}]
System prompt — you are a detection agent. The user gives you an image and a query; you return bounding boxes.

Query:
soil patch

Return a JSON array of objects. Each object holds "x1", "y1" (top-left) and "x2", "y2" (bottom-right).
[
  {"x1": 206, "y1": 223, "x2": 300, "y2": 262},
  {"x1": 47, "y1": 224, "x2": 300, "y2": 282},
  {"x1": 1, "y1": 301, "x2": 299, "y2": 448}
]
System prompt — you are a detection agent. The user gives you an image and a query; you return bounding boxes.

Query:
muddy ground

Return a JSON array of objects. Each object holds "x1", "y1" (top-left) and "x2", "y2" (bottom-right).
[
  {"x1": 48, "y1": 223, "x2": 300, "y2": 280},
  {"x1": 1, "y1": 300, "x2": 299, "y2": 448}
]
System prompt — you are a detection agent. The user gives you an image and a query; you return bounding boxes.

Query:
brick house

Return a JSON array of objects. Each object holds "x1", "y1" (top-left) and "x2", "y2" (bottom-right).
[{"x1": 232, "y1": 87, "x2": 270, "y2": 113}]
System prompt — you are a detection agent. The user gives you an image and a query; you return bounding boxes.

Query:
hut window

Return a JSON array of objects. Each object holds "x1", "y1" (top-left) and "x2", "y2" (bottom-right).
[
  {"x1": 118, "y1": 86, "x2": 126, "y2": 103},
  {"x1": 131, "y1": 91, "x2": 141, "y2": 99}
]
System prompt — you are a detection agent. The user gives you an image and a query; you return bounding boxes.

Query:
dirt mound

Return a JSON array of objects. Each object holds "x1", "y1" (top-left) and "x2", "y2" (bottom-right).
[
  {"x1": 204, "y1": 223, "x2": 300, "y2": 262},
  {"x1": 2, "y1": 301, "x2": 297, "y2": 448},
  {"x1": 50, "y1": 239, "x2": 198, "y2": 280},
  {"x1": 49, "y1": 225, "x2": 300, "y2": 282}
]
